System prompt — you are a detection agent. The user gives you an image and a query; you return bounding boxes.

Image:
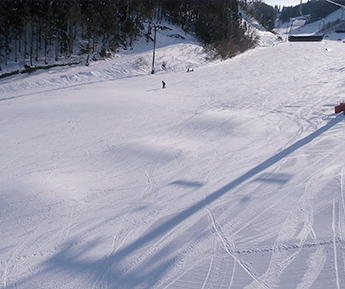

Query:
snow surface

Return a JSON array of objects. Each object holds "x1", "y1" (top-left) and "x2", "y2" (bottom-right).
[{"x1": 1, "y1": 21, "x2": 345, "y2": 289}]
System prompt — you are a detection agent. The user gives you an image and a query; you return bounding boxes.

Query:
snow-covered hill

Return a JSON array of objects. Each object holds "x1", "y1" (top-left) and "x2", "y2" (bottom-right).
[
  {"x1": 0, "y1": 24, "x2": 209, "y2": 94},
  {"x1": 240, "y1": 10, "x2": 282, "y2": 47},
  {"x1": 1, "y1": 21, "x2": 345, "y2": 289}
]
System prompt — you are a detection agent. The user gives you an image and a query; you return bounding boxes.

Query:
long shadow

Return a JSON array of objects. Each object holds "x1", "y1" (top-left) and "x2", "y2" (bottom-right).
[
  {"x1": 168, "y1": 180, "x2": 204, "y2": 188},
  {"x1": 107, "y1": 114, "x2": 344, "y2": 263},
  {"x1": 253, "y1": 173, "x2": 293, "y2": 184}
]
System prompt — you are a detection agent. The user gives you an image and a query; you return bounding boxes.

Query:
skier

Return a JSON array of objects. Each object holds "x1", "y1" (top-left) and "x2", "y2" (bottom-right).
[{"x1": 162, "y1": 80, "x2": 166, "y2": 89}]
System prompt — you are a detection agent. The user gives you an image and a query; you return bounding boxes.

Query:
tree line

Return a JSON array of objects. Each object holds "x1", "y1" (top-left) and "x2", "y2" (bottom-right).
[{"x1": 0, "y1": 0, "x2": 257, "y2": 73}]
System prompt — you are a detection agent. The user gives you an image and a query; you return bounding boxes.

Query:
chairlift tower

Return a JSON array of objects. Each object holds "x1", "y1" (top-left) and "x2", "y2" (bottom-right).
[
  {"x1": 151, "y1": 6, "x2": 163, "y2": 74},
  {"x1": 151, "y1": 25, "x2": 157, "y2": 74}
]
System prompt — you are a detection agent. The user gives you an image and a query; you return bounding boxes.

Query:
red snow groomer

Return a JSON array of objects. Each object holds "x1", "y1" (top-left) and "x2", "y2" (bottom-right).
[{"x1": 335, "y1": 102, "x2": 345, "y2": 114}]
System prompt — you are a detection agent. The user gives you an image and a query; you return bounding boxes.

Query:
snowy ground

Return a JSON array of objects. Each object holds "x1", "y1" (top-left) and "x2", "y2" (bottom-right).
[{"x1": 1, "y1": 22, "x2": 345, "y2": 289}]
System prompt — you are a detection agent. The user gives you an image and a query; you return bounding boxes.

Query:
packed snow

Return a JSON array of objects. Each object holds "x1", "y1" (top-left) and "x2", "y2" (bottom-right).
[{"x1": 1, "y1": 18, "x2": 345, "y2": 289}]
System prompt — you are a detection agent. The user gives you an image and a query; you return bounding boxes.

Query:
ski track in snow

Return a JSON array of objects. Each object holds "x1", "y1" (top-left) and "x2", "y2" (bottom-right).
[{"x1": 2, "y1": 20, "x2": 345, "y2": 289}]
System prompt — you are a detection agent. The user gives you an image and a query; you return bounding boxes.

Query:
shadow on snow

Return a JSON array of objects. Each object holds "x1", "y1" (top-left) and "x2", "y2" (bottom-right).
[{"x1": 10, "y1": 114, "x2": 344, "y2": 288}]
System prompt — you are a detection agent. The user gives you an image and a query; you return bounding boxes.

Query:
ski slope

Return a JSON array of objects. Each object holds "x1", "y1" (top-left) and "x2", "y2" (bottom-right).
[{"x1": 1, "y1": 24, "x2": 345, "y2": 289}]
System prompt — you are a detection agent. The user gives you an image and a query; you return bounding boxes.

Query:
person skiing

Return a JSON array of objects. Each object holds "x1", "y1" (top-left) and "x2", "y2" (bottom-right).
[{"x1": 162, "y1": 80, "x2": 166, "y2": 89}]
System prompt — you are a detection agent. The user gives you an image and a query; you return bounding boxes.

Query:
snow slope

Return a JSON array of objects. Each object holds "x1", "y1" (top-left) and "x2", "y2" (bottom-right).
[{"x1": 1, "y1": 24, "x2": 345, "y2": 289}]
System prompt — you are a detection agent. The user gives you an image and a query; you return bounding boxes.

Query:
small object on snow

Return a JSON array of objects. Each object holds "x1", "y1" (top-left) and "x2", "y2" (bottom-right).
[
  {"x1": 334, "y1": 102, "x2": 345, "y2": 114},
  {"x1": 162, "y1": 80, "x2": 166, "y2": 89}
]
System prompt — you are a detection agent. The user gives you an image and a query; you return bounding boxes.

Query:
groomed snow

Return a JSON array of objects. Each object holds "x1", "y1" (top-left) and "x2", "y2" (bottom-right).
[{"x1": 1, "y1": 22, "x2": 345, "y2": 289}]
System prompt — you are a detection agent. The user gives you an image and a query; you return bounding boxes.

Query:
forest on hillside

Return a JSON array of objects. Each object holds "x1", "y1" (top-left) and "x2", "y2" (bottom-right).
[
  {"x1": 0, "y1": 0, "x2": 258, "y2": 75},
  {"x1": 241, "y1": 1, "x2": 277, "y2": 31}
]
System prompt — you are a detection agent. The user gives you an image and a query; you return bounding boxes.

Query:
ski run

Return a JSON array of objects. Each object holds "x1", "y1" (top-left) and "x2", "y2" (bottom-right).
[{"x1": 1, "y1": 14, "x2": 345, "y2": 289}]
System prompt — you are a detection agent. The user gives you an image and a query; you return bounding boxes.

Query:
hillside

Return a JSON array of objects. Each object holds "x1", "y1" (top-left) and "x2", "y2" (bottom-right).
[
  {"x1": 0, "y1": 0, "x2": 256, "y2": 76},
  {"x1": 1, "y1": 21, "x2": 345, "y2": 289}
]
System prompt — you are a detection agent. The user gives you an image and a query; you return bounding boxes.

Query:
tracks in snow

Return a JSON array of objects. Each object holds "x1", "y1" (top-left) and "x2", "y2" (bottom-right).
[{"x1": 332, "y1": 168, "x2": 345, "y2": 289}]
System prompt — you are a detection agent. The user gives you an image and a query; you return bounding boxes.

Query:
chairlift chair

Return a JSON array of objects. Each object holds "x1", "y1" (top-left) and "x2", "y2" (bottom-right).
[{"x1": 288, "y1": 0, "x2": 325, "y2": 42}]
